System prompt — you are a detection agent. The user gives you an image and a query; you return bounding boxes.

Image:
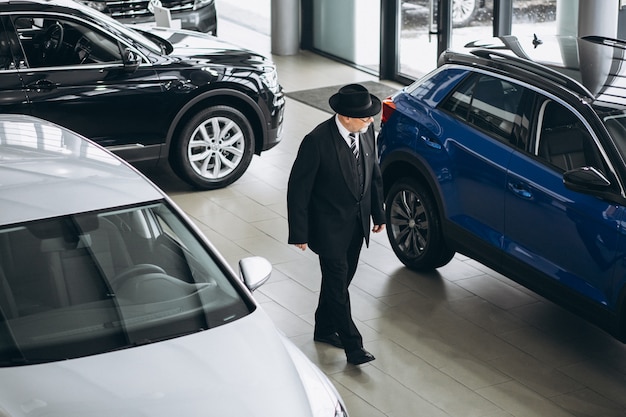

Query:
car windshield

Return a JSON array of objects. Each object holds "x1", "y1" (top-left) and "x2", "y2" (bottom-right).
[
  {"x1": 599, "y1": 109, "x2": 626, "y2": 162},
  {"x1": 0, "y1": 203, "x2": 251, "y2": 365}
]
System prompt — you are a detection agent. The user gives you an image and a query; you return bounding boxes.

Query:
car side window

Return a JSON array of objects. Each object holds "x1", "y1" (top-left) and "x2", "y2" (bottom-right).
[
  {"x1": 0, "y1": 30, "x2": 15, "y2": 70},
  {"x1": 440, "y1": 74, "x2": 524, "y2": 147},
  {"x1": 535, "y1": 100, "x2": 604, "y2": 173},
  {"x1": 12, "y1": 16, "x2": 123, "y2": 68}
]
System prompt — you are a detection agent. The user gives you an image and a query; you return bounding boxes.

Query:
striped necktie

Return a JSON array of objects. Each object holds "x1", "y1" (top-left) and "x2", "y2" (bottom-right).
[{"x1": 349, "y1": 133, "x2": 359, "y2": 159}]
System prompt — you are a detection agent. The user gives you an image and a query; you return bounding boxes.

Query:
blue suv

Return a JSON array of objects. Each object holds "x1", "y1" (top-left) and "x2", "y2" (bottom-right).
[{"x1": 378, "y1": 35, "x2": 626, "y2": 342}]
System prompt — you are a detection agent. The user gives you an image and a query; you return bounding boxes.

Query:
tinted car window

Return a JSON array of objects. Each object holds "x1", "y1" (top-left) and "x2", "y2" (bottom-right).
[
  {"x1": 535, "y1": 99, "x2": 604, "y2": 172},
  {"x1": 0, "y1": 31, "x2": 13, "y2": 70},
  {"x1": 602, "y1": 111, "x2": 626, "y2": 160},
  {"x1": 440, "y1": 74, "x2": 524, "y2": 146},
  {"x1": 13, "y1": 16, "x2": 123, "y2": 68},
  {"x1": 0, "y1": 203, "x2": 250, "y2": 364}
]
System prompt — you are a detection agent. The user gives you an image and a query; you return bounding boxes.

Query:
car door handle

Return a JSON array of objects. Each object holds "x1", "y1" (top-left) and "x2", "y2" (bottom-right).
[
  {"x1": 508, "y1": 182, "x2": 533, "y2": 199},
  {"x1": 26, "y1": 79, "x2": 58, "y2": 92},
  {"x1": 420, "y1": 135, "x2": 442, "y2": 150}
]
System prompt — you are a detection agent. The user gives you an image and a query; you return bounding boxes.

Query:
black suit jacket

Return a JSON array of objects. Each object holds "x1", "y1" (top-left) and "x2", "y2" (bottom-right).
[{"x1": 287, "y1": 116, "x2": 385, "y2": 258}]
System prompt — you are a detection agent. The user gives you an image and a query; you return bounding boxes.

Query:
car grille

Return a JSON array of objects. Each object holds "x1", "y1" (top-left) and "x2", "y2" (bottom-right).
[{"x1": 106, "y1": 0, "x2": 195, "y2": 19}]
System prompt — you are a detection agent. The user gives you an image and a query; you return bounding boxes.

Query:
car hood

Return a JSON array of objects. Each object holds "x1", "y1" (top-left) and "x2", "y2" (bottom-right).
[
  {"x1": 0, "y1": 310, "x2": 319, "y2": 417},
  {"x1": 145, "y1": 27, "x2": 270, "y2": 67}
]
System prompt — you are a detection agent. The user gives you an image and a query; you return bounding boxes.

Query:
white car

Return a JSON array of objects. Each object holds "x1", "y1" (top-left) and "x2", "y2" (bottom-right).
[{"x1": 0, "y1": 114, "x2": 347, "y2": 417}]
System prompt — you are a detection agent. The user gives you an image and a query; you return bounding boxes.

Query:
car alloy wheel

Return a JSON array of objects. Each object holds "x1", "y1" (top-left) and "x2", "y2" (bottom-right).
[
  {"x1": 173, "y1": 105, "x2": 254, "y2": 190},
  {"x1": 385, "y1": 178, "x2": 454, "y2": 270},
  {"x1": 452, "y1": 0, "x2": 479, "y2": 27}
]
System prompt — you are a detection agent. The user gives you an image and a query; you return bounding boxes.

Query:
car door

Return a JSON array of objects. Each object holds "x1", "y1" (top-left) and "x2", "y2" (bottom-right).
[
  {"x1": 7, "y1": 14, "x2": 171, "y2": 161},
  {"x1": 437, "y1": 73, "x2": 525, "y2": 253},
  {"x1": 504, "y1": 97, "x2": 622, "y2": 307}
]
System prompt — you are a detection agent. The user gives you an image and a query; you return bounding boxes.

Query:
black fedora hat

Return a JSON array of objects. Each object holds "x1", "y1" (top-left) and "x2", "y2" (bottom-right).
[{"x1": 328, "y1": 84, "x2": 381, "y2": 118}]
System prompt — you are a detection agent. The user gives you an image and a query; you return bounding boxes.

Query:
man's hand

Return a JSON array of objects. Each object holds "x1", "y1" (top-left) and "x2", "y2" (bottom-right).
[
  {"x1": 372, "y1": 224, "x2": 385, "y2": 233},
  {"x1": 294, "y1": 243, "x2": 307, "y2": 251}
]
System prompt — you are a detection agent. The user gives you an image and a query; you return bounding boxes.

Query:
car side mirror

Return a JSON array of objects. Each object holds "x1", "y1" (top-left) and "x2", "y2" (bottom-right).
[
  {"x1": 563, "y1": 165, "x2": 613, "y2": 196},
  {"x1": 122, "y1": 48, "x2": 141, "y2": 72},
  {"x1": 239, "y1": 256, "x2": 272, "y2": 292}
]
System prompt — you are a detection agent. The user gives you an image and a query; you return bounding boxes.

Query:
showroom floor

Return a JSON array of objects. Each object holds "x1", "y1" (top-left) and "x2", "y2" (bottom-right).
[{"x1": 141, "y1": 6, "x2": 626, "y2": 417}]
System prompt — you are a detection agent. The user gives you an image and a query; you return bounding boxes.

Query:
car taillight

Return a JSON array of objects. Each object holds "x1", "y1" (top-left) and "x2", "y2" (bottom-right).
[{"x1": 381, "y1": 97, "x2": 396, "y2": 124}]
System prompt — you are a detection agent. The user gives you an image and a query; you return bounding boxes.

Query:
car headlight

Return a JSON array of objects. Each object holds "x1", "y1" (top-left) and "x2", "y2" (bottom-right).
[
  {"x1": 260, "y1": 67, "x2": 280, "y2": 93},
  {"x1": 281, "y1": 336, "x2": 349, "y2": 417}
]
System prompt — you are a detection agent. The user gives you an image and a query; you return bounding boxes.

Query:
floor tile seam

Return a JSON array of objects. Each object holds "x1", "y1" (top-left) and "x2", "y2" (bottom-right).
[
  {"x1": 550, "y1": 387, "x2": 626, "y2": 413},
  {"x1": 366, "y1": 313, "x2": 517, "y2": 386},
  {"x1": 494, "y1": 324, "x2": 598, "y2": 367},
  {"x1": 327, "y1": 362, "x2": 456, "y2": 417},
  {"x1": 198, "y1": 225, "x2": 262, "y2": 245},
  {"x1": 209, "y1": 211, "x2": 288, "y2": 243},
  {"x1": 190, "y1": 219, "x2": 262, "y2": 255},
  {"x1": 451, "y1": 275, "x2": 541, "y2": 312},
  {"x1": 245, "y1": 219, "x2": 290, "y2": 241},
  {"x1": 555, "y1": 361, "x2": 626, "y2": 405},
  {"x1": 210, "y1": 186, "x2": 283, "y2": 211},
  {"x1": 255, "y1": 275, "x2": 320, "y2": 312},
  {"x1": 364, "y1": 350, "x2": 494, "y2": 417},
  {"x1": 324, "y1": 377, "x2": 391, "y2": 416},
  {"x1": 349, "y1": 276, "x2": 416, "y2": 301},
  {"x1": 443, "y1": 298, "x2": 537, "y2": 340},
  {"x1": 473, "y1": 380, "x2": 577, "y2": 417},
  {"x1": 484, "y1": 357, "x2": 587, "y2": 398}
]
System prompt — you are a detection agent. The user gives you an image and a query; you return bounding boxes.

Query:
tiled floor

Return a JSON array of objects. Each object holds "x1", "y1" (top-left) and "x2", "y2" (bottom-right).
[{"x1": 142, "y1": 8, "x2": 626, "y2": 417}]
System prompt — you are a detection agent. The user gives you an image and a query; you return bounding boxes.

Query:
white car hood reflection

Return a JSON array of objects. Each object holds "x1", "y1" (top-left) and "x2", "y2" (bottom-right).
[
  {"x1": 146, "y1": 27, "x2": 267, "y2": 64},
  {"x1": 0, "y1": 310, "x2": 315, "y2": 417}
]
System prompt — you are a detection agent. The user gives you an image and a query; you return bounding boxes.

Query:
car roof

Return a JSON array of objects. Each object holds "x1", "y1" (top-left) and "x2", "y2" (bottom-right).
[
  {"x1": 0, "y1": 114, "x2": 163, "y2": 226},
  {"x1": 442, "y1": 35, "x2": 626, "y2": 110}
]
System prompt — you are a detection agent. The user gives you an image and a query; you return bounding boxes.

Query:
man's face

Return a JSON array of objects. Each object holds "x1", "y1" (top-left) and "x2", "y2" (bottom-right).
[{"x1": 343, "y1": 115, "x2": 375, "y2": 133}]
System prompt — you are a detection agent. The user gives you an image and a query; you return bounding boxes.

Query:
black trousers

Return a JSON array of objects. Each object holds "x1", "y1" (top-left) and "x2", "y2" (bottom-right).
[{"x1": 314, "y1": 219, "x2": 364, "y2": 353}]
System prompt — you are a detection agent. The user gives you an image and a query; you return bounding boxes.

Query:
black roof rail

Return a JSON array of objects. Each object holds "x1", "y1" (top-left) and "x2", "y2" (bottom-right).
[{"x1": 467, "y1": 48, "x2": 592, "y2": 98}]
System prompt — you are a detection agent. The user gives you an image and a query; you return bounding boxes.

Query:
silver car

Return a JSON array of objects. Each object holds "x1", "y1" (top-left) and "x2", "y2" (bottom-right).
[{"x1": 0, "y1": 114, "x2": 347, "y2": 417}]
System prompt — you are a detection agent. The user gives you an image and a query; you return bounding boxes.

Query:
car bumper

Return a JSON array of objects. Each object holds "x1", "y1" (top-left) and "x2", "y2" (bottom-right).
[{"x1": 263, "y1": 92, "x2": 286, "y2": 151}]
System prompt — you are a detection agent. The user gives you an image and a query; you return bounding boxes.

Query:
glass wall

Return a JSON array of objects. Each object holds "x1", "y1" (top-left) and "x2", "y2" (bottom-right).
[
  {"x1": 511, "y1": 0, "x2": 559, "y2": 37},
  {"x1": 312, "y1": 0, "x2": 381, "y2": 73},
  {"x1": 399, "y1": 1, "x2": 495, "y2": 80},
  {"x1": 303, "y1": 0, "x2": 584, "y2": 83},
  {"x1": 398, "y1": 0, "x2": 563, "y2": 81},
  {"x1": 398, "y1": 1, "x2": 441, "y2": 78}
]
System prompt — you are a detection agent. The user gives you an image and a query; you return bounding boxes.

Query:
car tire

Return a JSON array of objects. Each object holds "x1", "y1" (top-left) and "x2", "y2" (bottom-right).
[
  {"x1": 172, "y1": 105, "x2": 254, "y2": 190},
  {"x1": 385, "y1": 177, "x2": 455, "y2": 270},
  {"x1": 452, "y1": 0, "x2": 479, "y2": 27}
]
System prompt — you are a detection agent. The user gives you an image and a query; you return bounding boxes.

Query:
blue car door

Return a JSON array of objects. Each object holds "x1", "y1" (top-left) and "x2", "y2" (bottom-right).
[
  {"x1": 437, "y1": 74, "x2": 525, "y2": 251},
  {"x1": 504, "y1": 98, "x2": 621, "y2": 307}
]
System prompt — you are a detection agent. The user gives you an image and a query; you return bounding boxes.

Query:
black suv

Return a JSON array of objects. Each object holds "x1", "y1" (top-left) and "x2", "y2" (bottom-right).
[
  {"x1": 378, "y1": 35, "x2": 626, "y2": 341},
  {"x1": 0, "y1": 0, "x2": 284, "y2": 189},
  {"x1": 77, "y1": 0, "x2": 217, "y2": 34}
]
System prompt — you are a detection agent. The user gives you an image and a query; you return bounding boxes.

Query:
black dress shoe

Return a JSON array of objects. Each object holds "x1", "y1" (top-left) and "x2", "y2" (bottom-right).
[
  {"x1": 346, "y1": 348, "x2": 375, "y2": 365},
  {"x1": 313, "y1": 333, "x2": 344, "y2": 349}
]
